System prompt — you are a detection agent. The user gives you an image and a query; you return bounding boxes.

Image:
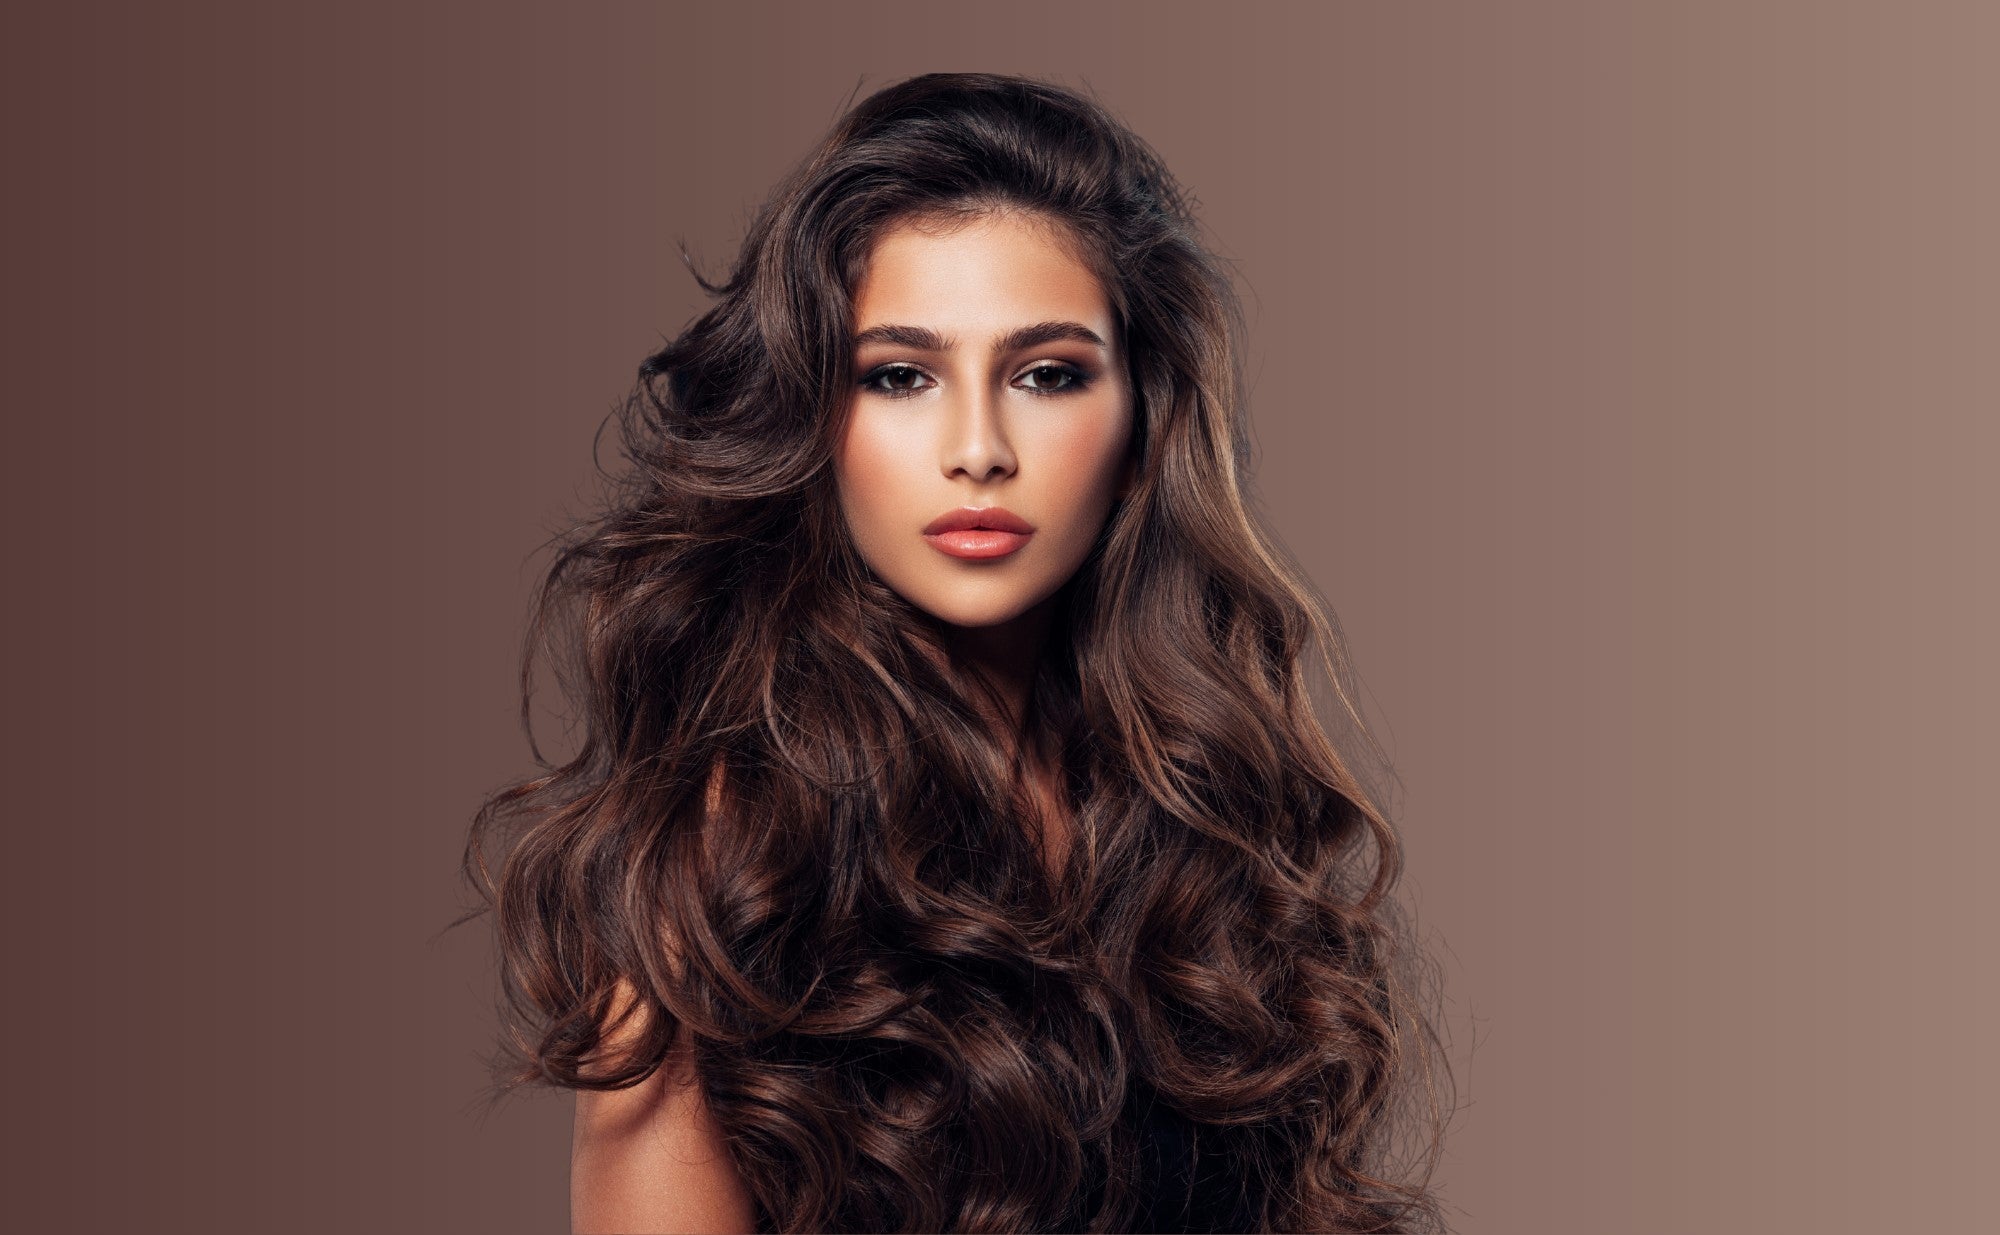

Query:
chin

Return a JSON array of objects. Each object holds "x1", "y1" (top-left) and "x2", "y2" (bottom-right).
[
  {"x1": 902, "y1": 581, "x2": 1048, "y2": 630},
  {"x1": 920, "y1": 598, "x2": 1036, "y2": 630}
]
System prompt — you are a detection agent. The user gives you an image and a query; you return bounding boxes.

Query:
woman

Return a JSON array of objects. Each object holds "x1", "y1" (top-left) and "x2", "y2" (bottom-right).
[{"x1": 465, "y1": 72, "x2": 1447, "y2": 1233}]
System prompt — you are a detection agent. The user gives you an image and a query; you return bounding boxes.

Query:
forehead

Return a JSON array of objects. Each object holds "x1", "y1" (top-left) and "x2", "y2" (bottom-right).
[{"x1": 849, "y1": 212, "x2": 1115, "y2": 341}]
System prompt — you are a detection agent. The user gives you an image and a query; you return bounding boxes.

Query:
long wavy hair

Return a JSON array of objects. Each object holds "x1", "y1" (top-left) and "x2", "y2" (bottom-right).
[{"x1": 462, "y1": 72, "x2": 1448, "y2": 1233}]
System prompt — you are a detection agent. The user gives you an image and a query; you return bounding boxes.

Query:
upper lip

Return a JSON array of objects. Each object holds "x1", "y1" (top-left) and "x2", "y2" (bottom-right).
[{"x1": 923, "y1": 506, "x2": 1036, "y2": 535}]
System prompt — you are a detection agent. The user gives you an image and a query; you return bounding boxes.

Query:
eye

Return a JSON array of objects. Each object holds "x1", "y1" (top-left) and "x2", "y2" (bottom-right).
[
  {"x1": 859, "y1": 363, "x2": 934, "y2": 399},
  {"x1": 1016, "y1": 363, "x2": 1089, "y2": 396}
]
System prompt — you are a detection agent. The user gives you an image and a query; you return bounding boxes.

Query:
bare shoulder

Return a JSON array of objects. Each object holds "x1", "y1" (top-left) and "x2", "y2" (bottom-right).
[
  {"x1": 570, "y1": 767, "x2": 757, "y2": 1233},
  {"x1": 570, "y1": 979, "x2": 757, "y2": 1233}
]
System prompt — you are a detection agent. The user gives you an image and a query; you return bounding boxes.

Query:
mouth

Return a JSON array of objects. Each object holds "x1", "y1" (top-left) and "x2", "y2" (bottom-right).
[{"x1": 923, "y1": 506, "x2": 1036, "y2": 560}]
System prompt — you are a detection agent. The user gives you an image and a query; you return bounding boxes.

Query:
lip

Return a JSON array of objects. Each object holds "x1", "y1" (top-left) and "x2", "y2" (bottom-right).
[{"x1": 923, "y1": 505, "x2": 1036, "y2": 560}]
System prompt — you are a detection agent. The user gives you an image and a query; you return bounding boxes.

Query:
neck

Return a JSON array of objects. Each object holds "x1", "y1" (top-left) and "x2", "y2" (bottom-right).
[
  {"x1": 934, "y1": 593, "x2": 1058, "y2": 753},
  {"x1": 933, "y1": 594, "x2": 1072, "y2": 881}
]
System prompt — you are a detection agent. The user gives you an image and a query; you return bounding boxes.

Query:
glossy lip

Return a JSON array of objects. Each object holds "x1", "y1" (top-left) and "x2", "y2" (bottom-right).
[
  {"x1": 923, "y1": 506, "x2": 1036, "y2": 535},
  {"x1": 922, "y1": 506, "x2": 1036, "y2": 560}
]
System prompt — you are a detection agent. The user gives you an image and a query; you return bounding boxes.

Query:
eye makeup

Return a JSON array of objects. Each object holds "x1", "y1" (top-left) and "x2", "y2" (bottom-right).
[{"x1": 856, "y1": 361, "x2": 1096, "y2": 400}]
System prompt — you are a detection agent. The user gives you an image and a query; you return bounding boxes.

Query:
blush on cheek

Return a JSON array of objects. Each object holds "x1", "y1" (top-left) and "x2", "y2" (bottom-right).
[
  {"x1": 1043, "y1": 413, "x2": 1132, "y2": 492},
  {"x1": 834, "y1": 423, "x2": 907, "y2": 514}
]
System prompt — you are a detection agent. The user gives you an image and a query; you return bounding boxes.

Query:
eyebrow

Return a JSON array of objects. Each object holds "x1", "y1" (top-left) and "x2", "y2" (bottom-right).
[{"x1": 849, "y1": 320, "x2": 1109, "y2": 354}]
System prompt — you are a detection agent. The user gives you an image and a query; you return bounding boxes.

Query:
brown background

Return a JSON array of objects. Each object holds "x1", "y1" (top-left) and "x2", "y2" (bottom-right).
[{"x1": 4, "y1": 2, "x2": 1993, "y2": 1231}]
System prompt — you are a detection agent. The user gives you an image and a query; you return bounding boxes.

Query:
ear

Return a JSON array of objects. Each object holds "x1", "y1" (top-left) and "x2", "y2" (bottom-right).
[{"x1": 1114, "y1": 451, "x2": 1138, "y2": 501}]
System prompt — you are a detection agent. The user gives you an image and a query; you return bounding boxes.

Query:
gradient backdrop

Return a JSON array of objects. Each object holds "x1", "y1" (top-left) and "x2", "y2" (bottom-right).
[{"x1": 5, "y1": 3, "x2": 1993, "y2": 1232}]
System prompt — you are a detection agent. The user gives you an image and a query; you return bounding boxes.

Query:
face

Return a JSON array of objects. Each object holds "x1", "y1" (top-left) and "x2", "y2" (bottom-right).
[{"x1": 833, "y1": 211, "x2": 1136, "y2": 631}]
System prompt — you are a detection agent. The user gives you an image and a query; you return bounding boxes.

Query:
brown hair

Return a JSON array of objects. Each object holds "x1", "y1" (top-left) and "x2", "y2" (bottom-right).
[{"x1": 461, "y1": 72, "x2": 1448, "y2": 1232}]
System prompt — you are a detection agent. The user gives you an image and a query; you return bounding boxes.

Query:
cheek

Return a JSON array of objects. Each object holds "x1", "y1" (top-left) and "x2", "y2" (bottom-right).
[
  {"x1": 833, "y1": 411, "x2": 910, "y2": 537},
  {"x1": 1034, "y1": 406, "x2": 1132, "y2": 500}
]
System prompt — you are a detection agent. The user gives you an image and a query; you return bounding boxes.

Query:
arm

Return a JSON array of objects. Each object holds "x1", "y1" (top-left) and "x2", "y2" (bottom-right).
[{"x1": 569, "y1": 989, "x2": 759, "y2": 1234}]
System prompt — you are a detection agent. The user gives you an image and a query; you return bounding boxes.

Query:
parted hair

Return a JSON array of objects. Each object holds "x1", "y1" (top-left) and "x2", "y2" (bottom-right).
[{"x1": 462, "y1": 71, "x2": 1448, "y2": 1232}]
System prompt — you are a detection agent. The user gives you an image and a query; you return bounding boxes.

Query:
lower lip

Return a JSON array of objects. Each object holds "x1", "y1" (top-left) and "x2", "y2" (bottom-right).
[{"x1": 924, "y1": 529, "x2": 1033, "y2": 560}]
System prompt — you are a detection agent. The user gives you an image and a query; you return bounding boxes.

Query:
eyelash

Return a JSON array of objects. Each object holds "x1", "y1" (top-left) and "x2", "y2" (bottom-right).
[{"x1": 857, "y1": 362, "x2": 1092, "y2": 400}]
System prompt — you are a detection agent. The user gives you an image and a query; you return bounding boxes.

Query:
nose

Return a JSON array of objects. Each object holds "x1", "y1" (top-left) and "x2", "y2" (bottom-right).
[{"x1": 939, "y1": 378, "x2": 1016, "y2": 484}]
